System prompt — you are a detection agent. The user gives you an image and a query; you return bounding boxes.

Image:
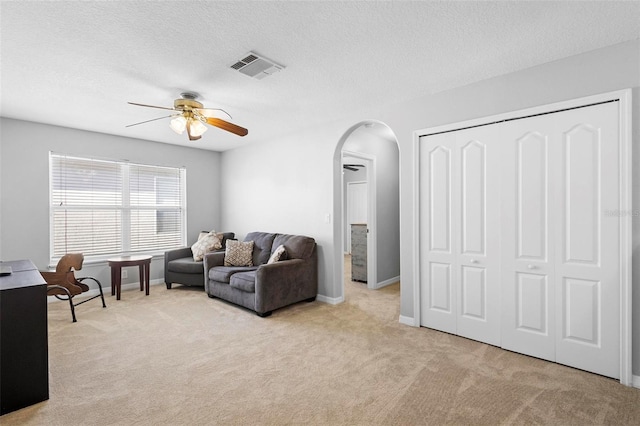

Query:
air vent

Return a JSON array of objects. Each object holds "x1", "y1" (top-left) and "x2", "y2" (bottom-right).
[{"x1": 230, "y1": 51, "x2": 285, "y2": 80}]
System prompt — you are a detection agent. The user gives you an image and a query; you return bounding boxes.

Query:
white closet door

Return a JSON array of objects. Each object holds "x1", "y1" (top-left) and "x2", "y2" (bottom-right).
[
  {"x1": 550, "y1": 102, "x2": 620, "y2": 378},
  {"x1": 501, "y1": 101, "x2": 620, "y2": 378},
  {"x1": 454, "y1": 127, "x2": 501, "y2": 346},
  {"x1": 419, "y1": 128, "x2": 501, "y2": 345},
  {"x1": 420, "y1": 133, "x2": 457, "y2": 334},
  {"x1": 500, "y1": 116, "x2": 556, "y2": 361}
]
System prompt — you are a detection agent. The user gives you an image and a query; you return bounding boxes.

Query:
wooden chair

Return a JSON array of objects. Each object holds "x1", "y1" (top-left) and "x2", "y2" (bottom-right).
[{"x1": 41, "y1": 253, "x2": 106, "y2": 322}]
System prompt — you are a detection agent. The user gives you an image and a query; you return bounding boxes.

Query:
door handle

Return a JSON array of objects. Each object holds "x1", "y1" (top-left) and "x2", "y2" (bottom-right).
[
  {"x1": 470, "y1": 259, "x2": 478, "y2": 264},
  {"x1": 527, "y1": 264, "x2": 536, "y2": 270}
]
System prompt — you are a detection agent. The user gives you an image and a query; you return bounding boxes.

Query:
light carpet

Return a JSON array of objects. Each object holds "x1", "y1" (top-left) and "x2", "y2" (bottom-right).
[{"x1": 2, "y1": 263, "x2": 640, "y2": 425}]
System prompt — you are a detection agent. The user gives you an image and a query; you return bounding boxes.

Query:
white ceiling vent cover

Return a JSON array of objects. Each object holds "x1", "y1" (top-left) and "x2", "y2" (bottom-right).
[{"x1": 230, "y1": 52, "x2": 285, "y2": 80}]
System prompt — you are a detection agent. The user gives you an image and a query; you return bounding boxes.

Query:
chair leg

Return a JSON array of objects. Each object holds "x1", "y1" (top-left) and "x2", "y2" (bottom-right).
[
  {"x1": 77, "y1": 277, "x2": 107, "y2": 308},
  {"x1": 47, "y1": 285, "x2": 77, "y2": 323}
]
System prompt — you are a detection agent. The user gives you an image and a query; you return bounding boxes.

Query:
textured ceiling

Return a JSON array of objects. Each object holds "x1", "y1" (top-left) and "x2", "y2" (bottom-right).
[{"x1": 1, "y1": 1, "x2": 639, "y2": 151}]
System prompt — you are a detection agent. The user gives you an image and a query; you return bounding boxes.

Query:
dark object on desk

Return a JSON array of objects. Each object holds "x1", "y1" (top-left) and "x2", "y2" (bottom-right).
[
  {"x1": 41, "y1": 253, "x2": 107, "y2": 323},
  {"x1": 0, "y1": 259, "x2": 49, "y2": 415}
]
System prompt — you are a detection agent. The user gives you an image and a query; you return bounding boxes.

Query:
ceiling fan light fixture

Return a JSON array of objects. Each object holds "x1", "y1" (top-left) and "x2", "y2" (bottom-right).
[
  {"x1": 170, "y1": 116, "x2": 187, "y2": 134},
  {"x1": 188, "y1": 118, "x2": 207, "y2": 137}
]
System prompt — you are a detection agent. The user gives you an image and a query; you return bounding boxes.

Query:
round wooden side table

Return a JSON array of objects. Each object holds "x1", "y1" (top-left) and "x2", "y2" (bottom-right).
[{"x1": 107, "y1": 255, "x2": 152, "y2": 300}]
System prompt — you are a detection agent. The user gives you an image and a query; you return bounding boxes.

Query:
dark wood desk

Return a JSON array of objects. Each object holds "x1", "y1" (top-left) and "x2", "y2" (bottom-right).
[
  {"x1": 0, "y1": 259, "x2": 49, "y2": 415},
  {"x1": 107, "y1": 255, "x2": 152, "y2": 300}
]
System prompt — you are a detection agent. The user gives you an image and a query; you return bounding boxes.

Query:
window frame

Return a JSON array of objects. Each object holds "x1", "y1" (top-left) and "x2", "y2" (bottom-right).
[{"x1": 49, "y1": 152, "x2": 187, "y2": 265}]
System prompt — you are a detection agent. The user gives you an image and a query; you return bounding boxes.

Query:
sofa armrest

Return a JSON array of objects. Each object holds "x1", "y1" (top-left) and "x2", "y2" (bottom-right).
[{"x1": 254, "y1": 258, "x2": 318, "y2": 314}]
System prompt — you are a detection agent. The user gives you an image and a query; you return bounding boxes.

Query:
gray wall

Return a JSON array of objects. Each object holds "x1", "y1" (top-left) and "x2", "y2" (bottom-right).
[{"x1": 0, "y1": 118, "x2": 221, "y2": 286}]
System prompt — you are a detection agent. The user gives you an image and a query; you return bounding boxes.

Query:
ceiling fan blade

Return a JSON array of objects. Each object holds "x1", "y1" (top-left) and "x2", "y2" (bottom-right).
[
  {"x1": 205, "y1": 117, "x2": 248, "y2": 137},
  {"x1": 343, "y1": 166, "x2": 358, "y2": 171},
  {"x1": 128, "y1": 102, "x2": 177, "y2": 111},
  {"x1": 195, "y1": 108, "x2": 232, "y2": 120},
  {"x1": 344, "y1": 164, "x2": 365, "y2": 168},
  {"x1": 125, "y1": 114, "x2": 177, "y2": 128}
]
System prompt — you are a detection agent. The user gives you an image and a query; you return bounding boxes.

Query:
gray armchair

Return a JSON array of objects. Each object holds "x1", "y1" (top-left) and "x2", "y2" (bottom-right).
[{"x1": 164, "y1": 232, "x2": 235, "y2": 289}]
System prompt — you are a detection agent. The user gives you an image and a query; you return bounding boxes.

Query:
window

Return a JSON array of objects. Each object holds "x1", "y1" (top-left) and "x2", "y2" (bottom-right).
[{"x1": 50, "y1": 153, "x2": 186, "y2": 262}]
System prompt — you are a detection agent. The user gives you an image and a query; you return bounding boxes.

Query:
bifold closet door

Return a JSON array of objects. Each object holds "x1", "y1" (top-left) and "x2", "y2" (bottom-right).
[
  {"x1": 420, "y1": 100, "x2": 621, "y2": 379},
  {"x1": 419, "y1": 127, "x2": 501, "y2": 346},
  {"x1": 500, "y1": 101, "x2": 620, "y2": 378}
]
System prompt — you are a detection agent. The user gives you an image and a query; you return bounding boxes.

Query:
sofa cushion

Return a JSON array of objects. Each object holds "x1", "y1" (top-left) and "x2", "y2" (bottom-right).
[
  {"x1": 229, "y1": 271, "x2": 257, "y2": 293},
  {"x1": 224, "y1": 240, "x2": 254, "y2": 266},
  {"x1": 272, "y1": 234, "x2": 316, "y2": 259},
  {"x1": 245, "y1": 232, "x2": 277, "y2": 266},
  {"x1": 192, "y1": 231, "x2": 223, "y2": 261},
  {"x1": 168, "y1": 257, "x2": 203, "y2": 274},
  {"x1": 209, "y1": 266, "x2": 258, "y2": 283}
]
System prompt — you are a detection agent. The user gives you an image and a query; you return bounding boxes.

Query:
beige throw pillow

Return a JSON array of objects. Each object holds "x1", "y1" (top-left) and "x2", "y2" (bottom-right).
[
  {"x1": 267, "y1": 244, "x2": 287, "y2": 264},
  {"x1": 224, "y1": 240, "x2": 254, "y2": 267},
  {"x1": 191, "y1": 231, "x2": 223, "y2": 261}
]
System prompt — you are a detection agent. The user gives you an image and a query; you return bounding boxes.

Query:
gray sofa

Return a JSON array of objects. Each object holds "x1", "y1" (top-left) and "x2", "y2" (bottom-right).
[
  {"x1": 164, "y1": 232, "x2": 235, "y2": 289},
  {"x1": 203, "y1": 232, "x2": 317, "y2": 317}
]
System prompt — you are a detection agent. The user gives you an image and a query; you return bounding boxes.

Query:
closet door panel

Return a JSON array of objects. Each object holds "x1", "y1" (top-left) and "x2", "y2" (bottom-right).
[
  {"x1": 517, "y1": 132, "x2": 548, "y2": 261},
  {"x1": 516, "y1": 273, "x2": 549, "y2": 334},
  {"x1": 419, "y1": 133, "x2": 457, "y2": 333},
  {"x1": 501, "y1": 123, "x2": 555, "y2": 361},
  {"x1": 563, "y1": 125, "x2": 600, "y2": 264},
  {"x1": 553, "y1": 102, "x2": 620, "y2": 379},
  {"x1": 460, "y1": 140, "x2": 485, "y2": 255},
  {"x1": 455, "y1": 130, "x2": 500, "y2": 346}
]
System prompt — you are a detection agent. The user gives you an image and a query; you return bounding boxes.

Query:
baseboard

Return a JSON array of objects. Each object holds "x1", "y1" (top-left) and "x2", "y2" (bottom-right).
[
  {"x1": 47, "y1": 279, "x2": 165, "y2": 303},
  {"x1": 399, "y1": 315, "x2": 416, "y2": 327},
  {"x1": 633, "y1": 375, "x2": 640, "y2": 389},
  {"x1": 316, "y1": 294, "x2": 344, "y2": 305},
  {"x1": 375, "y1": 275, "x2": 400, "y2": 289}
]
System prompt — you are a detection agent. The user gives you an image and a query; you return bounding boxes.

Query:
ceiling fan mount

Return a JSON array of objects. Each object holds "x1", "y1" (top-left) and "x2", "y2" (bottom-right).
[
  {"x1": 126, "y1": 92, "x2": 248, "y2": 141},
  {"x1": 174, "y1": 92, "x2": 202, "y2": 110}
]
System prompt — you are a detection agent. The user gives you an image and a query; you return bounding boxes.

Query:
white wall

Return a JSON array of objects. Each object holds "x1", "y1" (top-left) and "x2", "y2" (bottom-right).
[
  {"x1": 0, "y1": 118, "x2": 222, "y2": 286},
  {"x1": 220, "y1": 40, "x2": 640, "y2": 375}
]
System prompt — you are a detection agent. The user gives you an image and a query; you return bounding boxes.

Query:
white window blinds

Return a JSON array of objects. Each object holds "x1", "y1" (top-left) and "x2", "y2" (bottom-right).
[{"x1": 50, "y1": 153, "x2": 186, "y2": 261}]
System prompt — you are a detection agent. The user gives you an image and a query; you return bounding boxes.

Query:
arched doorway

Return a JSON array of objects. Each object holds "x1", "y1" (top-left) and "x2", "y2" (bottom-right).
[{"x1": 332, "y1": 120, "x2": 401, "y2": 302}]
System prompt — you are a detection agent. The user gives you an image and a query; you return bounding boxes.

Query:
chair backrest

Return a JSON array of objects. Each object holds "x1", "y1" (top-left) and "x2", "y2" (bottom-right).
[{"x1": 55, "y1": 253, "x2": 84, "y2": 273}]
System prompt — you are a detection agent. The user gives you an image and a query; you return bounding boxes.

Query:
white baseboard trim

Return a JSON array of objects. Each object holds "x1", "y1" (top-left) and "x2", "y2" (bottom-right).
[
  {"x1": 316, "y1": 294, "x2": 344, "y2": 305},
  {"x1": 399, "y1": 315, "x2": 416, "y2": 327},
  {"x1": 633, "y1": 375, "x2": 640, "y2": 389},
  {"x1": 47, "y1": 279, "x2": 165, "y2": 303},
  {"x1": 375, "y1": 275, "x2": 400, "y2": 289}
]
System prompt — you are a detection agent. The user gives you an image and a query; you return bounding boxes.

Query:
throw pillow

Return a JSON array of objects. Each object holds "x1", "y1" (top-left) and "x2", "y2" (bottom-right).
[
  {"x1": 191, "y1": 231, "x2": 223, "y2": 261},
  {"x1": 267, "y1": 244, "x2": 287, "y2": 264},
  {"x1": 224, "y1": 240, "x2": 254, "y2": 267}
]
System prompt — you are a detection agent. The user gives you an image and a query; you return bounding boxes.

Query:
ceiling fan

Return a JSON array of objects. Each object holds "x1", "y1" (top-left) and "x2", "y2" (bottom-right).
[
  {"x1": 343, "y1": 164, "x2": 365, "y2": 172},
  {"x1": 126, "y1": 92, "x2": 248, "y2": 141}
]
